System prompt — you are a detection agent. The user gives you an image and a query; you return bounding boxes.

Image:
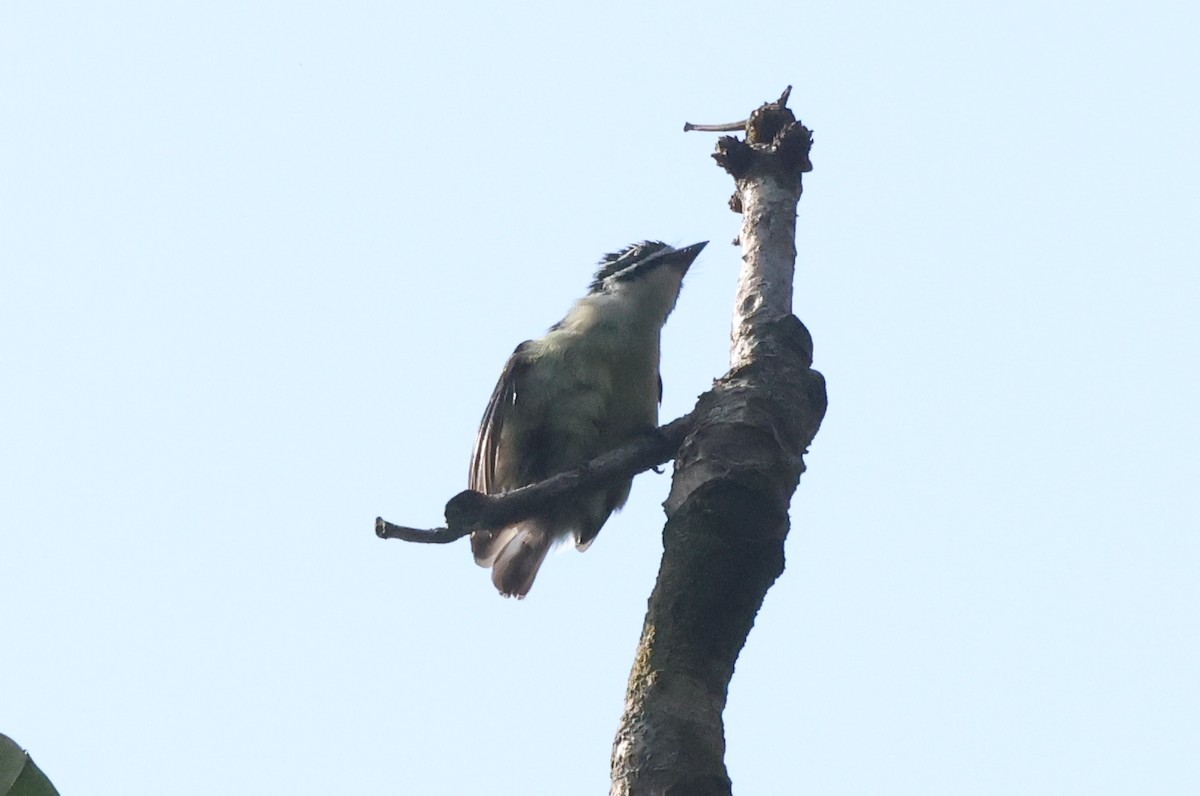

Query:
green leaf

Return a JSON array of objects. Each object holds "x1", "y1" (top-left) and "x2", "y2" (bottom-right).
[{"x1": 0, "y1": 734, "x2": 60, "y2": 796}]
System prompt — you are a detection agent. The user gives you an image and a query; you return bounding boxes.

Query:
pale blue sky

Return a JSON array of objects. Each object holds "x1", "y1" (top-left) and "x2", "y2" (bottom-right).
[{"x1": 3, "y1": 1, "x2": 1198, "y2": 794}]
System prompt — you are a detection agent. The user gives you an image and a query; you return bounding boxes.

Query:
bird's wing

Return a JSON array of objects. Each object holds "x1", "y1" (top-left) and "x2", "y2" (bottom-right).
[{"x1": 469, "y1": 341, "x2": 533, "y2": 495}]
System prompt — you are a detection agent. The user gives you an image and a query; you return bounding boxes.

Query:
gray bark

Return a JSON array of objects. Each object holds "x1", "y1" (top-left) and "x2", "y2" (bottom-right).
[{"x1": 610, "y1": 90, "x2": 826, "y2": 796}]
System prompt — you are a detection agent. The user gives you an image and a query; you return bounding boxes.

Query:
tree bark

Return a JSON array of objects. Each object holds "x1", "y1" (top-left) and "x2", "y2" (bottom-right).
[{"x1": 610, "y1": 90, "x2": 826, "y2": 796}]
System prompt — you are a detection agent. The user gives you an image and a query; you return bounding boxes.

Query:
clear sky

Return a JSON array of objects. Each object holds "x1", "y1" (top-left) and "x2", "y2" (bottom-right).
[{"x1": 2, "y1": 1, "x2": 1198, "y2": 794}]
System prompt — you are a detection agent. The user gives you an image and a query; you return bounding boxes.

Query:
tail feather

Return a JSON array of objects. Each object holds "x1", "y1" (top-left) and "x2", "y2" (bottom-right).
[
  {"x1": 470, "y1": 485, "x2": 631, "y2": 596},
  {"x1": 471, "y1": 523, "x2": 553, "y2": 598},
  {"x1": 471, "y1": 526, "x2": 519, "y2": 568}
]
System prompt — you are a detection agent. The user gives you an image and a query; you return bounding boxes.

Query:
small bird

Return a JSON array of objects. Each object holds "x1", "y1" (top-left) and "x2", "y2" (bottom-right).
[{"x1": 469, "y1": 240, "x2": 707, "y2": 597}]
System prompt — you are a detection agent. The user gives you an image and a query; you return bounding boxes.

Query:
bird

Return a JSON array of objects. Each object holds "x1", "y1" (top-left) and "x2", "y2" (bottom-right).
[{"x1": 468, "y1": 240, "x2": 707, "y2": 597}]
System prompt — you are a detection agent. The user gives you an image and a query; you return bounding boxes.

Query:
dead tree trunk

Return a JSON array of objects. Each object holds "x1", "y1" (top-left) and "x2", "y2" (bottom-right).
[{"x1": 610, "y1": 89, "x2": 826, "y2": 796}]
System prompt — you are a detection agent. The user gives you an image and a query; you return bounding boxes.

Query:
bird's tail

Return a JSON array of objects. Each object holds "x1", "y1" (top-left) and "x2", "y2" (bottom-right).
[{"x1": 471, "y1": 523, "x2": 553, "y2": 599}]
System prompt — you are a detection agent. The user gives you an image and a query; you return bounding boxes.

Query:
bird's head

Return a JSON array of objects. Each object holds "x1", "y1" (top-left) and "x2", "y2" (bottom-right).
[{"x1": 588, "y1": 241, "x2": 708, "y2": 296}]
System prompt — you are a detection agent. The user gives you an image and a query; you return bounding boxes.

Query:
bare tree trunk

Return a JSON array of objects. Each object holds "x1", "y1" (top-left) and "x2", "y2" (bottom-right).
[{"x1": 610, "y1": 90, "x2": 826, "y2": 796}]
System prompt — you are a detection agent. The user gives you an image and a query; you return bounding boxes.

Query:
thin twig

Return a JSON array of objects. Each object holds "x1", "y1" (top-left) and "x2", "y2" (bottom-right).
[
  {"x1": 374, "y1": 519, "x2": 462, "y2": 543},
  {"x1": 376, "y1": 412, "x2": 697, "y2": 544},
  {"x1": 682, "y1": 87, "x2": 793, "y2": 134},
  {"x1": 683, "y1": 120, "x2": 749, "y2": 133}
]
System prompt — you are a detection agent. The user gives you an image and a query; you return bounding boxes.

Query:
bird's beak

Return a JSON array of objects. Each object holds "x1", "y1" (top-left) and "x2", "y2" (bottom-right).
[{"x1": 668, "y1": 241, "x2": 708, "y2": 273}]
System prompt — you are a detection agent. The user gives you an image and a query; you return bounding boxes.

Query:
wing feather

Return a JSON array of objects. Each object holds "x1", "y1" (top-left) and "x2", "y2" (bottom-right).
[{"x1": 469, "y1": 342, "x2": 532, "y2": 495}]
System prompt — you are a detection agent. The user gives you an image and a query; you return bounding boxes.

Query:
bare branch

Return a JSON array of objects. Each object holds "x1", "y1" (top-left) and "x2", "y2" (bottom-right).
[
  {"x1": 375, "y1": 412, "x2": 696, "y2": 544},
  {"x1": 682, "y1": 88, "x2": 793, "y2": 134},
  {"x1": 374, "y1": 519, "x2": 462, "y2": 543},
  {"x1": 683, "y1": 120, "x2": 748, "y2": 133},
  {"x1": 611, "y1": 87, "x2": 825, "y2": 796}
]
